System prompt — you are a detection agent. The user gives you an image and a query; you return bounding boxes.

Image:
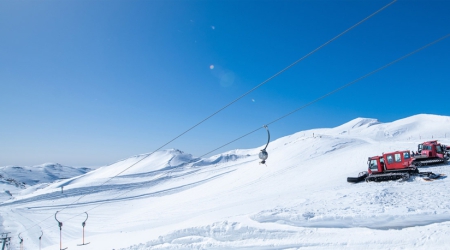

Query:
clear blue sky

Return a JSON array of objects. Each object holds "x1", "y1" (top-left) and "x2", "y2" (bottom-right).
[{"x1": 1, "y1": 0, "x2": 449, "y2": 166}]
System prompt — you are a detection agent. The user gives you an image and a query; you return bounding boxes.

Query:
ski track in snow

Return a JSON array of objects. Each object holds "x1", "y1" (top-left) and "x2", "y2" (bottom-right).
[{"x1": 1, "y1": 114, "x2": 450, "y2": 250}]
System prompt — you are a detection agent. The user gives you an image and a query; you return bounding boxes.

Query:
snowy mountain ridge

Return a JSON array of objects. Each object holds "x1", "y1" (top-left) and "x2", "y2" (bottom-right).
[
  {"x1": 0, "y1": 163, "x2": 91, "y2": 203},
  {"x1": 0, "y1": 163, "x2": 90, "y2": 186}
]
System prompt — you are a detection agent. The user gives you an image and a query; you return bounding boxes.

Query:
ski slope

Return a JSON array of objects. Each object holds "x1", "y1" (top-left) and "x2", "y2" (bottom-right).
[{"x1": 1, "y1": 114, "x2": 450, "y2": 249}]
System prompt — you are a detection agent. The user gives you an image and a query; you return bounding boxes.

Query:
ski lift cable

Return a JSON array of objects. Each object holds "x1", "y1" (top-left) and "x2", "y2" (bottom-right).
[
  {"x1": 81, "y1": 0, "x2": 397, "y2": 189},
  {"x1": 139, "y1": 0, "x2": 396, "y2": 158},
  {"x1": 92, "y1": 0, "x2": 399, "y2": 183},
  {"x1": 199, "y1": 33, "x2": 450, "y2": 158},
  {"x1": 30, "y1": 0, "x2": 398, "y2": 220},
  {"x1": 29, "y1": 26, "x2": 448, "y2": 232},
  {"x1": 15, "y1": 0, "x2": 397, "y2": 236},
  {"x1": 267, "y1": 35, "x2": 450, "y2": 126},
  {"x1": 49, "y1": 31, "x2": 448, "y2": 225},
  {"x1": 16, "y1": 30, "x2": 448, "y2": 243}
]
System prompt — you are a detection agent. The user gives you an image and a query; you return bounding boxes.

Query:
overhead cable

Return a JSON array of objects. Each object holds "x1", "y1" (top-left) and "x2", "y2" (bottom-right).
[
  {"x1": 199, "y1": 33, "x2": 450, "y2": 158},
  {"x1": 44, "y1": 33, "x2": 450, "y2": 229},
  {"x1": 21, "y1": 31, "x2": 449, "y2": 238},
  {"x1": 91, "y1": 0, "x2": 398, "y2": 189},
  {"x1": 15, "y1": 0, "x2": 397, "y2": 237}
]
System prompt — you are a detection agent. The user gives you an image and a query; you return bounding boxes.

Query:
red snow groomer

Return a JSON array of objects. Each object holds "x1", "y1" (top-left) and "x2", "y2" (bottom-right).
[
  {"x1": 412, "y1": 140, "x2": 450, "y2": 166},
  {"x1": 347, "y1": 150, "x2": 441, "y2": 183}
]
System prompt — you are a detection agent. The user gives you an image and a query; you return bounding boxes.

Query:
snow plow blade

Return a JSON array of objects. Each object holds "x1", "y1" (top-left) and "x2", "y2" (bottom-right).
[{"x1": 347, "y1": 172, "x2": 368, "y2": 183}]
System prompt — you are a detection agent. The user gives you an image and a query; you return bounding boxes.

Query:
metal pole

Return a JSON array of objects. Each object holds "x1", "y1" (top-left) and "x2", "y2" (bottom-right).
[
  {"x1": 80, "y1": 212, "x2": 89, "y2": 246},
  {"x1": 1, "y1": 233, "x2": 10, "y2": 250},
  {"x1": 55, "y1": 211, "x2": 64, "y2": 250},
  {"x1": 39, "y1": 231, "x2": 43, "y2": 250},
  {"x1": 18, "y1": 233, "x2": 23, "y2": 250}
]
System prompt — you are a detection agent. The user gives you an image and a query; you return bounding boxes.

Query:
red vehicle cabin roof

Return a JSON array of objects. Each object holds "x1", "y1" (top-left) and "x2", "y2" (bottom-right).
[
  {"x1": 423, "y1": 140, "x2": 438, "y2": 145},
  {"x1": 382, "y1": 151, "x2": 413, "y2": 170}
]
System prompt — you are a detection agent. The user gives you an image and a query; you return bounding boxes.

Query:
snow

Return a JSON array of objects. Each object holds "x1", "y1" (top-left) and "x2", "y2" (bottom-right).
[
  {"x1": 1, "y1": 114, "x2": 450, "y2": 249},
  {"x1": 0, "y1": 163, "x2": 90, "y2": 201}
]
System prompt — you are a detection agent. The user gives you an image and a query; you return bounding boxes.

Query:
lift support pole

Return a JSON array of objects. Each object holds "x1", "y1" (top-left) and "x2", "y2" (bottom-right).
[{"x1": 1, "y1": 232, "x2": 11, "y2": 250}]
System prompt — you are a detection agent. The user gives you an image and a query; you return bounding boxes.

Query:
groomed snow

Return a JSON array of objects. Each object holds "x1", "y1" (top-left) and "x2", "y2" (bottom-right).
[{"x1": 1, "y1": 114, "x2": 450, "y2": 249}]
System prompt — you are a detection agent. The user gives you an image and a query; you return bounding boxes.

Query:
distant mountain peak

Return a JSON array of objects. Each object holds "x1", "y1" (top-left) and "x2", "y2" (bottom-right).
[
  {"x1": 333, "y1": 117, "x2": 381, "y2": 131},
  {"x1": 350, "y1": 118, "x2": 381, "y2": 128}
]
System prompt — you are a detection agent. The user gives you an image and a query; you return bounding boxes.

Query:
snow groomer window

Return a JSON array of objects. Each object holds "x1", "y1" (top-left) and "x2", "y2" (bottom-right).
[
  {"x1": 395, "y1": 153, "x2": 401, "y2": 162},
  {"x1": 403, "y1": 152, "x2": 410, "y2": 159},
  {"x1": 387, "y1": 155, "x2": 394, "y2": 164},
  {"x1": 369, "y1": 159, "x2": 378, "y2": 171}
]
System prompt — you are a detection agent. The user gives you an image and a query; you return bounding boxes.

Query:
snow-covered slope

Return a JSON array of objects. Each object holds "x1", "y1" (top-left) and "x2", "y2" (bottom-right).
[{"x1": 2, "y1": 114, "x2": 450, "y2": 250}]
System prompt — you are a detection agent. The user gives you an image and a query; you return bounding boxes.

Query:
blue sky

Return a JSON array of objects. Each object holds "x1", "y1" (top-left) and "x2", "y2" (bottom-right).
[{"x1": 1, "y1": 0, "x2": 449, "y2": 166}]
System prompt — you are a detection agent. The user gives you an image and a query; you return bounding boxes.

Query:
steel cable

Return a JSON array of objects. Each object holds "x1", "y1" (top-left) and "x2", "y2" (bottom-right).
[
  {"x1": 200, "y1": 34, "x2": 450, "y2": 157},
  {"x1": 14, "y1": 0, "x2": 398, "y2": 239}
]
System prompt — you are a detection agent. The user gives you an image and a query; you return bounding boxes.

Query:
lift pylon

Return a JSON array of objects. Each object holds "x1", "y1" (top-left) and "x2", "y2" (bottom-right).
[
  {"x1": 77, "y1": 212, "x2": 90, "y2": 246},
  {"x1": 1, "y1": 232, "x2": 11, "y2": 250},
  {"x1": 18, "y1": 233, "x2": 23, "y2": 250},
  {"x1": 55, "y1": 211, "x2": 67, "y2": 250},
  {"x1": 39, "y1": 230, "x2": 43, "y2": 250}
]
